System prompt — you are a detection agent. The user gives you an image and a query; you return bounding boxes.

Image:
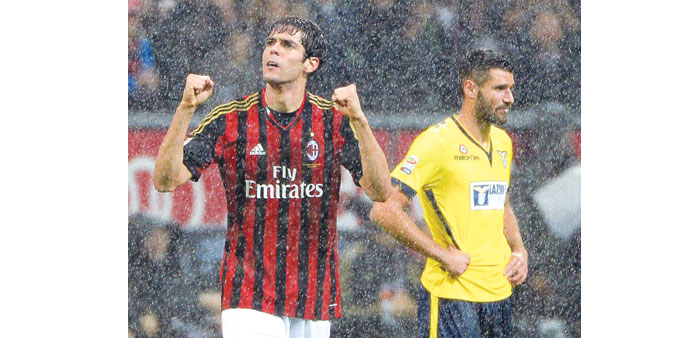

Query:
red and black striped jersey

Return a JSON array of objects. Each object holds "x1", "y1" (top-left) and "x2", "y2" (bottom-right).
[{"x1": 182, "y1": 88, "x2": 363, "y2": 320}]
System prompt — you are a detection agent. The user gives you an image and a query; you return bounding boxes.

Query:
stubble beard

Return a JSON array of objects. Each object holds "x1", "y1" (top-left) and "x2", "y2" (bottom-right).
[{"x1": 475, "y1": 92, "x2": 508, "y2": 126}]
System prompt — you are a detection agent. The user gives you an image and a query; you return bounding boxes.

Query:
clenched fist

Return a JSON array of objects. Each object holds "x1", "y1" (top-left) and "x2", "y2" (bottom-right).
[
  {"x1": 332, "y1": 84, "x2": 364, "y2": 121},
  {"x1": 441, "y1": 244, "x2": 471, "y2": 278},
  {"x1": 181, "y1": 74, "x2": 214, "y2": 109}
]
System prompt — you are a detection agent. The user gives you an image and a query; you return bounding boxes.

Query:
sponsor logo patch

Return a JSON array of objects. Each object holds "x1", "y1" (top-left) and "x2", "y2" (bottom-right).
[
  {"x1": 399, "y1": 155, "x2": 419, "y2": 175},
  {"x1": 245, "y1": 165, "x2": 324, "y2": 199},
  {"x1": 459, "y1": 144, "x2": 468, "y2": 154},
  {"x1": 470, "y1": 181, "x2": 507, "y2": 210},
  {"x1": 454, "y1": 154, "x2": 480, "y2": 161},
  {"x1": 249, "y1": 143, "x2": 266, "y2": 156}
]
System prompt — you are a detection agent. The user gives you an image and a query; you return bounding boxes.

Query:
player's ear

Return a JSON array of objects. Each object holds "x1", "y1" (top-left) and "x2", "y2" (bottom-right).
[
  {"x1": 463, "y1": 79, "x2": 478, "y2": 100},
  {"x1": 304, "y1": 56, "x2": 320, "y2": 75}
]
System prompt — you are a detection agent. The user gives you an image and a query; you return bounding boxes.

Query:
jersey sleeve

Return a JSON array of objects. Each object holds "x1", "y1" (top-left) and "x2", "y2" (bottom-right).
[
  {"x1": 505, "y1": 132, "x2": 515, "y2": 199},
  {"x1": 390, "y1": 127, "x2": 444, "y2": 199},
  {"x1": 182, "y1": 113, "x2": 225, "y2": 182},
  {"x1": 338, "y1": 113, "x2": 364, "y2": 187}
]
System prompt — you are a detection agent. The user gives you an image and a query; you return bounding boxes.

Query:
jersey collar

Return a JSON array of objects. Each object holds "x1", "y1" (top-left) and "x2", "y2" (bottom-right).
[
  {"x1": 451, "y1": 115, "x2": 493, "y2": 165},
  {"x1": 260, "y1": 87, "x2": 306, "y2": 131}
]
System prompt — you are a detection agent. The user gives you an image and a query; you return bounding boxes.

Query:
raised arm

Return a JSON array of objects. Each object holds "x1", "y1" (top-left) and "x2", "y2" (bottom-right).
[
  {"x1": 153, "y1": 74, "x2": 214, "y2": 192},
  {"x1": 370, "y1": 187, "x2": 470, "y2": 276},
  {"x1": 332, "y1": 84, "x2": 392, "y2": 202},
  {"x1": 502, "y1": 201, "x2": 529, "y2": 286}
]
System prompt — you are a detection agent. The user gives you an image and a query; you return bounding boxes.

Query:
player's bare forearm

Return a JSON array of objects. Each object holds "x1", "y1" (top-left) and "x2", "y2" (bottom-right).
[
  {"x1": 154, "y1": 74, "x2": 212, "y2": 192},
  {"x1": 370, "y1": 194, "x2": 445, "y2": 261},
  {"x1": 331, "y1": 84, "x2": 391, "y2": 202},
  {"x1": 503, "y1": 202, "x2": 529, "y2": 285},
  {"x1": 153, "y1": 104, "x2": 195, "y2": 192},
  {"x1": 503, "y1": 203, "x2": 526, "y2": 255},
  {"x1": 350, "y1": 116, "x2": 392, "y2": 202},
  {"x1": 370, "y1": 189, "x2": 469, "y2": 275}
]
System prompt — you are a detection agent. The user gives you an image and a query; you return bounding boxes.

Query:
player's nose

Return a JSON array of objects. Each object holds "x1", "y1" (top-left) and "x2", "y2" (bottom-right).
[
  {"x1": 504, "y1": 89, "x2": 514, "y2": 105},
  {"x1": 266, "y1": 42, "x2": 280, "y2": 56}
]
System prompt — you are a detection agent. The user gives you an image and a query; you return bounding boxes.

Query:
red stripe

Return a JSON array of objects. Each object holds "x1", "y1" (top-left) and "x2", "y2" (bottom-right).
[
  {"x1": 261, "y1": 119, "x2": 281, "y2": 314},
  {"x1": 238, "y1": 107, "x2": 260, "y2": 308},
  {"x1": 222, "y1": 113, "x2": 239, "y2": 310},
  {"x1": 284, "y1": 119, "x2": 304, "y2": 317},
  {"x1": 304, "y1": 106, "x2": 325, "y2": 319}
]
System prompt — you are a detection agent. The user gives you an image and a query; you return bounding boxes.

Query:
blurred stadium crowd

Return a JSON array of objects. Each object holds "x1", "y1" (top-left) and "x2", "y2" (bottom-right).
[
  {"x1": 128, "y1": 0, "x2": 580, "y2": 115},
  {"x1": 128, "y1": 0, "x2": 581, "y2": 337}
]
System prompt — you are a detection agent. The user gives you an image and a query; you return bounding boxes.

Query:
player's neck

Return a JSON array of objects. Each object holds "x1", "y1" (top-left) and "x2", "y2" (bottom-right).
[
  {"x1": 265, "y1": 81, "x2": 306, "y2": 112},
  {"x1": 458, "y1": 104, "x2": 491, "y2": 147}
]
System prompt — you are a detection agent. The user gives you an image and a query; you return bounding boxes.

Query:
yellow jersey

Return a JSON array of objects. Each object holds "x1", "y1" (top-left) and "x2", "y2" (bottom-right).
[{"x1": 391, "y1": 115, "x2": 514, "y2": 302}]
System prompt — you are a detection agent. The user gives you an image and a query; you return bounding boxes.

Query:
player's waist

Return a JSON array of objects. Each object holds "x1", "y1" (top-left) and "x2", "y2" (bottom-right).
[{"x1": 421, "y1": 265, "x2": 512, "y2": 302}]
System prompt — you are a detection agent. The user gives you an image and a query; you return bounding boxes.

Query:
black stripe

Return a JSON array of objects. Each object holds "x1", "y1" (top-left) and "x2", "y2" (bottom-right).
[
  {"x1": 314, "y1": 107, "x2": 334, "y2": 319},
  {"x1": 424, "y1": 190, "x2": 461, "y2": 250},
  {"x1": 273, "y1": 122, "x2": 292, "y2": 316},
  {"x1": 221, "y1": 212, "x2": 232, "y2": 302},
  {"x1": 218, "y1": 119, "x2": 231, "y2": 299},
  {"x1": 391, "y1": 177, "x2": 417, "y2": 198},
  {"x1": 230, "y1": 110, "x2": 248, "y2": 308},
  {"x1": 296, "y1": 101, "x2": 313, "y2": 318},
  {"x1": 252, "y1": 112, "x2": 268, "y2": 310},
  {"x1": 328, "y1": 238, "x2": 337, "y2": 318},
  {"x1": 450, "y1": 116, "x2": 493, "y2": 165}
]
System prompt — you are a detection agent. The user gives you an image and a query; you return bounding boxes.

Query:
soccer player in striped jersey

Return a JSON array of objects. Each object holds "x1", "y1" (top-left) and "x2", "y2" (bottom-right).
[
  {"x1": 153, "y1": 17, "x2": 391, "y2": 338},
  {"x1": 370, "y1": 49, "x2": 529, "y2": 338}
]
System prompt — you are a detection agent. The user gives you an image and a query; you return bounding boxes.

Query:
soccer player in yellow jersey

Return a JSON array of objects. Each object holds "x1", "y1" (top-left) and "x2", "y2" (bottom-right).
[{"x1": 371, "y1": 49, "x2": 528, "y2": 338}]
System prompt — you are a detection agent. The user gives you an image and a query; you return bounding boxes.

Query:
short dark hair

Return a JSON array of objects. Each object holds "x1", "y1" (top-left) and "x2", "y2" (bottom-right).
[
  {"x1": 268, "y1": 17, "x2": 327, "y2": 73},
  {"x1": 458, "y1": 49, "x2": 513, "y2": 98}
]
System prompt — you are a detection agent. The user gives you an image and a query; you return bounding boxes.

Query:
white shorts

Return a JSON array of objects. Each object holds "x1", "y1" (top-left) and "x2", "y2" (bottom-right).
[{"x1": 221, "y1": 308, "x2": 331, "y2": 338}]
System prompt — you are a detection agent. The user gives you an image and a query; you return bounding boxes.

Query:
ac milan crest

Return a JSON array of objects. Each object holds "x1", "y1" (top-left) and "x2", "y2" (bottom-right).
[{"x1": 306, "y1": 139, "x2": 320, "y2": 162}]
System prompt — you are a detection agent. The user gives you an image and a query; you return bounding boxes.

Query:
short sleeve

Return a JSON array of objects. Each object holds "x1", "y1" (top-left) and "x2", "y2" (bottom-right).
[
  {"x1": 390, "y1": 127, "x2": 444, "y2": 199},
  {"x1": 338, "y1": 114, "x2": 364, "y2": 186},
  {"x1": 182, "y1": 113, "x2": 225, "y2": 182}
]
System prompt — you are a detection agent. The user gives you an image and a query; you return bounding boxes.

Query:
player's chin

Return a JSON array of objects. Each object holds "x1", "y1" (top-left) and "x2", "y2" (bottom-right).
[
  {"x1": 263, "y1": 75, "x2": 277, "y2": 84},
  {"x1": 492, "y1": 115, "x2": 508, "y2": 126},
  {"x1": 262, "y1": 72, "x2": 283, "y2": 85},
  {"x1": 493, "y1": 109, "x2": 509, "y2": 123}
]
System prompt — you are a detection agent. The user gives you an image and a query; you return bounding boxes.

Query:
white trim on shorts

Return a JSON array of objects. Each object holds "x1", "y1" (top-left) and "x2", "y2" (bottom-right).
[{"x1": 222, "y1": 308, "x2": 331, "y2": 338}]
